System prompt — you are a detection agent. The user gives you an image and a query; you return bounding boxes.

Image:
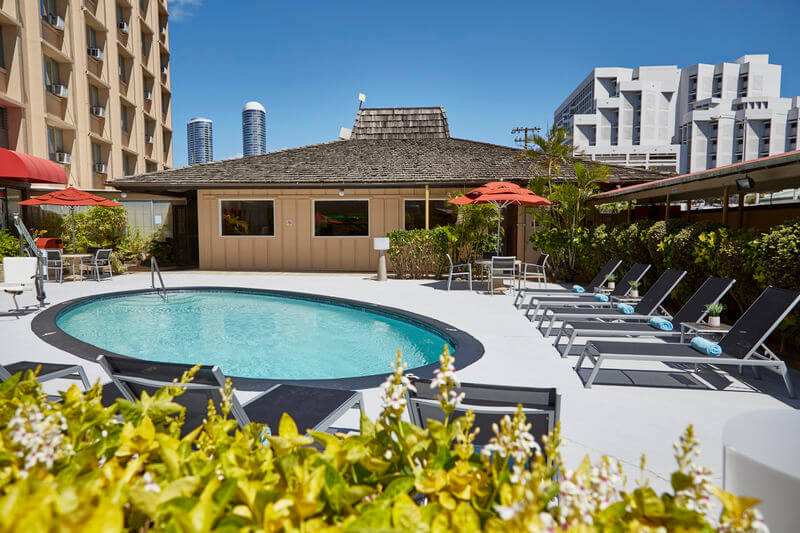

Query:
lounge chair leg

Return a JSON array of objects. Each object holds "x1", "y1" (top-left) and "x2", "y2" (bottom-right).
[
  {"x1": 781, "y1": 365, "x2": 796, "y2": 398},
  {"x1": 447, "y1": 272, "x2": 452, "y2": 292},
  {"x1": 544, "y1": 316, "x2": 556, "y2": 337},
  {"x1": 584, "y1": 356, "x2": 603, "y2": 388},
  {"x1": 553, "y1": 326, "x2": 563, "y2": 347},
  {"x1": 536, "y1": 308, "x2": 547, "y2": 329},
  {"x1": 524, "y1": 300, "x2": 533, "y2": 320},
  {"x1": 564, "y1": 330, "x2": 578, "y2": 358}
]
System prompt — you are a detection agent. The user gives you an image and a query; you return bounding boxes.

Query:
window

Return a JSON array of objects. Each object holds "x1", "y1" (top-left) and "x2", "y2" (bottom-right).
[
  {"x1": 220, "y1": 200, "x2": 275, "y2": 236},
  {"x1": 0, "y1": 107, "x2": 8, "y2": 149},
  {"x1": 118, "y1": 55, "x2": 127, "y2": 83},
  {"x1": 44, "y1": 58, "x2": 61, "y2": 85},
  {"x1": 41, "y1": 0, "x2": 57, "y2": 17},
  {"x1": 92, "y1": 142, "x2": 102, "y2": 164},
  {"x1": 120, "y1": 104, "x2": 129, "y2": 132},
  {"x1": 123, "y1": 153, "x2": 135, "y2": 175},
  {"x1": 87, "y1": 26, "x2": 97, "y2": 48},
  {"x1": 0, "y1": 26, "x2": 5, "y2": 70},
  {"x1": 89, "y1": 84, "x2": 100, "y2": 106},
  {"x1": 47, "y1": 126, "x2": 64, "y2": 156},
  {"x1": 116, "y1": 3, "x2": 124, "y2": 23},
  {"x1": 404, "y1": 200, "x2": 456, "y2": 230},
  {"x1": 313, "y1": 200, "x2": 368, "y2": 237}
]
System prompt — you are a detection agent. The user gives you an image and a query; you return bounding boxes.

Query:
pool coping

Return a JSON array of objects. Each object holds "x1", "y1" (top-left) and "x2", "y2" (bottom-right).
[{"x1": 31, "y1": 286, "x2": 485, "y2": 391}]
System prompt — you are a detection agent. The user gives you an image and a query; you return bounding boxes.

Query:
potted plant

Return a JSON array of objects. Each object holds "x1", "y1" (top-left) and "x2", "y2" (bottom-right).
[
  {"x1": 705, "y1": 302, "x2": 725, "y2": 326},
  {"x1": 628, "y1": 280, "x2": 641, "y2": 298},
  {"x1": 605, "y1": 273, "x2": 616, "y2": 290}
]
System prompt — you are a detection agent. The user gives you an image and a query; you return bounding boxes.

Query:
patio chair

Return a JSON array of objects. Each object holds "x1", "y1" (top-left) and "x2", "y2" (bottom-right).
[
  {"x1": 446, "y1": 253, "x2": 472, "y2": 291},
  {"x1": 518, "y1": 253, "x2": 549, "y2": 290},
  {"x1": 1, "y1": 361, "x2": 91, "y2": 390},
  {"x1": 524, "y1": 263, "x2": 651, "y2": 320},
  {"x1": 44, "y1": 249, "x2": 64, "y2": 283},
  {"x1": 487, "y1": 256, "x2": 517, "y2": 295},
  {"x1": 80, "y1": 248, "x2": 113, "y2": 281},
  {"x1": 514, "y1": 259, "x2": 622, "y2": 308},
  {"x1": 574, "y1": 287, "x2": 800, "y2": 397},
  {"x1": 537, "y1": 269, "x2": 686, "y2": 336},
  {"x1": 1, "y1": 257, "x2": 38, "y2": 314},
  {"x1": 407, "y1": 377, "x2": 560, "y2": 450},
  {"x1": 553, "y1": 277, "x2": 736, "y2": 357},
  {"x1": 97, "y1": 355, "x2": 364, "y2": 435}
]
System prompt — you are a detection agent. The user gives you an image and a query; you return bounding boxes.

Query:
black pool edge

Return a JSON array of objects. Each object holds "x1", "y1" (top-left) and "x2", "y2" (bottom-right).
[{"x1": 31, "y1": 286, "x2": 485, "y2": 392}]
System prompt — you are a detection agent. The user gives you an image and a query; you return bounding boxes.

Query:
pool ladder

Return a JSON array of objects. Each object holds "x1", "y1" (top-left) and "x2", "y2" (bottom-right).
[{"x1": 150, "y1": 257, "x2": 168, "y2": 302}]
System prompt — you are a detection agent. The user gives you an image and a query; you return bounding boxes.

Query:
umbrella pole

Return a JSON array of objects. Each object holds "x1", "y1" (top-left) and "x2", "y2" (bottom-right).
[
  {"x1": 496, "y1": 203, "x2": 502, "y2": 255},
  {"x1": 71, "y1": 207, "x2": 76, "y2": 255}
]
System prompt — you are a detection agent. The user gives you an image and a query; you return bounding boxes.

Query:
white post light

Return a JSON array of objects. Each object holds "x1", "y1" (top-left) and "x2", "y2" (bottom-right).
[{"x1": 373, "y1": 237, "x2": 390, "y2": 282}]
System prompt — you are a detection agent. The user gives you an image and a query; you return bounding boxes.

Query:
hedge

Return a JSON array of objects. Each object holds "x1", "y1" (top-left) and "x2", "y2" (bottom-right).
[{"x1": 386, "y1": 229, "x2": 449, "y2": 279}]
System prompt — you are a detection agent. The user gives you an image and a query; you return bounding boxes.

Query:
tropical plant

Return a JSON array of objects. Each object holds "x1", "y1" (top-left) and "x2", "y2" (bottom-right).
[
  {"x1": 628, "y1": 280, "x2": 641, "y2": 290},
  {"x1": 61, "y1": 206, "x2": 127, "y2": 253},
  {"x1": 0, "y1": 354, "x2": 771, "y2": 532},
  {"x1": 705, "y1": 302, "x2": 725, "y2": 316},
  {"x1": 515, "y1": 124, "x2": 573, "y2": 195},
  {"x1": 0, "y1": 230, "x2": 18, "y2": 258},
  {"x1": 606, "y1": 273, "x2": 617, "y2": 282},
  {"x1": 441, "y1": 200, "x2": 497, "y2": 264}
]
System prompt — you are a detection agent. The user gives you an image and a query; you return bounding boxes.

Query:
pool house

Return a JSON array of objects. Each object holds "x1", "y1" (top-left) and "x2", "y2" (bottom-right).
[{"x1": 110, "y1": 107, "x2": 663, "y2": 271}]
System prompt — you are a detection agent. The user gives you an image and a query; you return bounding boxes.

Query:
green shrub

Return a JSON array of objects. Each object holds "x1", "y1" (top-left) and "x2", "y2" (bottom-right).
[
  {"x1": 750, "y1": 218, "x2": 800, "y2": 291},
  {"x1": 387, "y1": 228, "x2": 449, "y2": 279},
  {"x1": 0, "y1": 230, "x2": 18, "y2": 258},
  {"x1": 0, "y1": 352, "x2": 770, "y2": 532},
  {"x1": 61, "y1": 206, "x2": 127, "y2": 253}
]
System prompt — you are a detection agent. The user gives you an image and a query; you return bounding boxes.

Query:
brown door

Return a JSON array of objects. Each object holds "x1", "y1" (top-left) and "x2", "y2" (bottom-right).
[{"x1": 502, "y1": 205, "x2": 518, "y2": 256}]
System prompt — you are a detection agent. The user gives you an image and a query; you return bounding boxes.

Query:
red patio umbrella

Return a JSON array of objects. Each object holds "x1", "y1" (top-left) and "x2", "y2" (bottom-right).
[
  {"x1": 449, "y1": 181, "x2": 551, "y2": 255},
  {"x1": 19, "y1": 187, "x2": 122, "y2": 254}
]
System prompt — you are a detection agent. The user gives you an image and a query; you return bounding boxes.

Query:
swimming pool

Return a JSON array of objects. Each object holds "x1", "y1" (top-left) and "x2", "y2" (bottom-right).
[{"x1": 51, "y1": 288, "x2": 465, "y2": 383}]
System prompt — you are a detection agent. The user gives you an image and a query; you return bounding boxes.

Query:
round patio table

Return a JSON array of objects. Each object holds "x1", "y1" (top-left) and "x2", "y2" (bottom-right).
[{"x1": 62, "y1": 253, "x2": 92, "y2": 281}]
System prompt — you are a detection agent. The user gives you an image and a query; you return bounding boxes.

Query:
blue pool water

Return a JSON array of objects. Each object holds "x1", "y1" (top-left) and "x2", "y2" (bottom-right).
[{"x1": 56, "y1": 290, "x2": 453, "y2": 380}]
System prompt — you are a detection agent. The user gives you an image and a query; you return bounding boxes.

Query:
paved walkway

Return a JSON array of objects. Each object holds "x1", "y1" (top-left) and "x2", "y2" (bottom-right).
[{"x1": 2, "y1": 271, "x2": 798, "y2": 492}]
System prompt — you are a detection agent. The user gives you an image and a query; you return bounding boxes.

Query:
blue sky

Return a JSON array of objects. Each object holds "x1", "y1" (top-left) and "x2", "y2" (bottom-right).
[{"x1": 168, "y1": 0, "x2": 800, "y2": 165}]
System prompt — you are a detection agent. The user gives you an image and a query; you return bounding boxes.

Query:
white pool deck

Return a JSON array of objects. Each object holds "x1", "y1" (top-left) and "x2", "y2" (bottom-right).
[{"x1": 2, "y1": 271, "x2": 798, "y2": 493}]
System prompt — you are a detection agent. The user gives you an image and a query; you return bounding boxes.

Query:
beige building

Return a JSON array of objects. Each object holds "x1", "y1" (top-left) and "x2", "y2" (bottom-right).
[
  {"x1": 0, "y1": 0, "x2": 173, "y2": 193},
  {"x1": 110, "y1": 107, "x2": 665, "y2": 270}
]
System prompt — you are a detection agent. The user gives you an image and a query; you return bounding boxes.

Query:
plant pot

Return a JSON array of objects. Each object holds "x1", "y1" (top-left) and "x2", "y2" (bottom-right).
[
  {"x1": 607, "y1": 282, "x2": 615, "y2": 290},
  {"x1": 708, "y1": 316, "x2": 721, "y2": 327},
  {"x1": 630, "y1": 289, "x2": 639, "y2": 298}
]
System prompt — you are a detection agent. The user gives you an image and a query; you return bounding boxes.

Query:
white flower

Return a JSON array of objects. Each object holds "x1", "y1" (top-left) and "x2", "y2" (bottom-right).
[
  {"x1": 142, "y1": 472, "x2": 161, "y2": 493},
  {"x1": 494, "y1": 502, "x2": 523, "y2": 520}
]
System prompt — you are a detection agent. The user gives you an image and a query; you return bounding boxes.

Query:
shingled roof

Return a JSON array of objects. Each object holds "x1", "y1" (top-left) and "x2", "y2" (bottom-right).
[
  {"x1": 110, "y1": 138, "x2": 669, "y2": 190},
  {"x1": 351, "y1": 107, "x2": 450, "y2": 139}
]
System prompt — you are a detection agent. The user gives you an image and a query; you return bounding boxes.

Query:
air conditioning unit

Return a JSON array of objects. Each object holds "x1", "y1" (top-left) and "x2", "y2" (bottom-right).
[
  {"x1": 118, "y1": 21, "x2": 129, "y2": 33},
  {"x1": 47, "y1": 84, "x2": 68, "y2": 98},
  {"x1": 143, "y1": 90, "x2": 153, "y2": 100},
  {"x1": 47, "y1": 14, "x2": 65, "y2": 30},
  {"x1": 144, "y1": 135, "x2": 154, "y2": 144},
  {"x1": 160, "y1": 27, "x2": 167, "y2": 36},
  {"x1": 160, "y1": 66, "x2": 168, "y2": 75},
  {"x1": 90, "y1": 105, "x2": 106, "y2": 117},
  {"x1": 94, "y1": 163, "x2": 107, "y2": 174},
  {"x1": 55, "y1": 152, "x2": 71, "y2": 164},
  {"x1": 88, "y1": 47, "x2": 103, "y2": 60}
]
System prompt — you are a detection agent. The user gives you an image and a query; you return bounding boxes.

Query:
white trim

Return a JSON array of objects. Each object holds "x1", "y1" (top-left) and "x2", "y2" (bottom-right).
[
  {"x1": 218, "y1": 198, "x2": 276, "y2": 238},
  {"x1": 312, "y1": 198, "x2": 370, "y2": 238},
  {"x1": 402, "y1": 198, "x2": 452, "y2": 230}
]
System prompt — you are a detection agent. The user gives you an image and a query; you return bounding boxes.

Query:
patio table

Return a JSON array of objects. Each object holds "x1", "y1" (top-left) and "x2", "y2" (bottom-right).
[{"x1": 62, "y1": 253, "x2": 92, "y2": 281}]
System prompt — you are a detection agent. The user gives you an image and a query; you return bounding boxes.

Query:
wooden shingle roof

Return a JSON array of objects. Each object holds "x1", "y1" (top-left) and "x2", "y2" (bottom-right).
[
  {"x1": 110, "y1": 138, "x2": 670, "y2": 190},
  {"x1": 351, "y1": 107, "x2": 450, "y2": 139}
]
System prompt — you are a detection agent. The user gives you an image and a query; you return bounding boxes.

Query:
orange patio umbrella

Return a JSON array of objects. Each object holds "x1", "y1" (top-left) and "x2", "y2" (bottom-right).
[
  {"x1": 19, "y1": 186, "x2": 122, "y2": 254},
  {"x1": 449, "y1": 181, "x2": 551, "y2": 255}
]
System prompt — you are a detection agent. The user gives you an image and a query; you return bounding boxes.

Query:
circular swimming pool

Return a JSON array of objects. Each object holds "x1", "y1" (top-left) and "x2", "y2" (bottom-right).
[{"x1": 46, "y1": 288, "x2": 476, "y2": 385}]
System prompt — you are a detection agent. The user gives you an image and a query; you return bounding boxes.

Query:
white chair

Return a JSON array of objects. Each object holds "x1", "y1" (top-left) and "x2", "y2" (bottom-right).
[
  {"x1": 1, "y1": 257, "x2": 38, "y2": 312},
  {"x1": 487, "y1": 256, "x2": 516, "y2": 295},
  {"x1": 80, "y1": 248, "x2": 113, "y2": 281},
  {"x1": 519, "y1": 253, "x2": 549, "y2": 289},
  {"x1": 44, "y1": 249, "x2": 64, "y2": 283},
  {"x1": 445, "y1": 253, "x2": 472, "y2": 291}
]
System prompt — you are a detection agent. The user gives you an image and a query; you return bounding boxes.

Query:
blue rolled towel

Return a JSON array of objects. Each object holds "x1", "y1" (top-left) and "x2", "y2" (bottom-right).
[
  {"x1": 690, "y1": 337, "x2": 722, "y2": 356},
  {"x1": 617, "y1": 303, "x2": 634, "y2": 314},
  {"x1": 594, "y1": 293, "x2": 609, "y2": 302},
  {"x1": 572, "y1": 285, "x2": 585, "y2": 293},
  {"x1": 649, "y1": 317, "x2": 674, "y2": 331}
]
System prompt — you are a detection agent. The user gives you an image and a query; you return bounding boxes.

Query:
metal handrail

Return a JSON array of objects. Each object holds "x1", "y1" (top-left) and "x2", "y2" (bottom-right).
[{"x1": 150, "y1": 256, "x2": 167, "y2": 301}]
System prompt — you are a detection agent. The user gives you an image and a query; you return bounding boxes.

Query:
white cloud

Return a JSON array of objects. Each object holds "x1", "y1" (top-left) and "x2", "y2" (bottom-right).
[{"x1": 170, "y1": 0, "x2": 203, "y2": 21}]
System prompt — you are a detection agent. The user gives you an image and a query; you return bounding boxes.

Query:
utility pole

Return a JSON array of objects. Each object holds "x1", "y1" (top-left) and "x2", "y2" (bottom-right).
[{"x1": 511, "y1": 126, "x2": 540, "y2": 150}]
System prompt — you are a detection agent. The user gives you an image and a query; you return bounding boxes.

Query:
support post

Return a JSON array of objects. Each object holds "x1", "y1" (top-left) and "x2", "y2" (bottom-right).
[
  {"x1": 722, "y1": 185, "x2": 730, "y2": 226},
  {"x1": 424, "y1": 184, "x2": 430, "y2": 230},
  {"x1": 738, "y1": 192, "x2": 745, "y2": 228},
  {"x1": 664, "y1": 193, "x2": 670, "y2": 220},
  {"x1": 626, "y1": 201, "x2": 631, "y2": 223}
]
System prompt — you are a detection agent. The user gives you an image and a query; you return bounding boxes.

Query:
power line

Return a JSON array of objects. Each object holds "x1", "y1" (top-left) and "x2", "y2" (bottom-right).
[{"x1": 511, "y1": 126, "x2": 541, "y2": 150}]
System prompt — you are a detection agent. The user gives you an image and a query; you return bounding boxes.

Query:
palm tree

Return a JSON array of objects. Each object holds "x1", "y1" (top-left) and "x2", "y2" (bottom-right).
[{"x1": 515, "y1": 124, "x2": 573, "y2": 195}]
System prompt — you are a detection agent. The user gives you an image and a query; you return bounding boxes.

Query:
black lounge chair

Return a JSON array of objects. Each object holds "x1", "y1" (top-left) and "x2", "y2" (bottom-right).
[
  {"x1": 524, "y1": 263, "x2": 652, "y2": 319},
  {"x1": 97, "y1": 355, "x2": 363, "y2": 435},
  {"x1": 537, "y1": 269, "x2": 687, "y2": 336},
  {"x1": 575, "y1": 286, "x2": 800, "y2": 397},
  {"x1": 406, "y1": 378, "x2": 560, "y2": 450},
  {"x1": 553, "y1": 277, "x2": 736, "y2": 357},
  {"x1": 1, "y1": 361, "x2": 91, "y2": 389},
  {"x1": 513, "y1": 259, "x2": 622, "y2": 309}
]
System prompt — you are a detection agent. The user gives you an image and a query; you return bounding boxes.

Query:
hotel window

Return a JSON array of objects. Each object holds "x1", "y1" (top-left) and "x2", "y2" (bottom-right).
[
  {"x1": 313, "y1": 200, "x2": 368, "y2": 237},
  {"x1": 41, "y1": 0, "x2": 57, "y2": 17},
  {"x1": 404, "y1": 200, "x2": 457, "y2": 230},
  {"x1": 0, "y1": 26, "x2": 5, "y2": 70},
  {"x1": 118, "y1": 55, "x2": 127, "y2": 83},
  {"x1": 220, "y1": 200, "x2": 275, "y2": 236},
  {"x1": 120, "y1": 104, "x2": 129, "y2": 132},
  {"x1": 87, "y1": 26, "x2": 97, "y2": 48},
  {"x1": 44, "y1": 58, "x2": 61, "y2": 86},
  {"x1": 47, "y1": 126, "x2": 64, "y2": 157},
  {"x1": 0, "y1": 107, "x2": 8, "y2": 149},
  {"x1": 122, "y1": 153, "x2": 135, "y2": 175},
  {"x1": 92, "y1": 142, "x2": 102, "y2": 164},
  {"x1": 89, "y1": 84, "x2": 100, "y2": 107}
]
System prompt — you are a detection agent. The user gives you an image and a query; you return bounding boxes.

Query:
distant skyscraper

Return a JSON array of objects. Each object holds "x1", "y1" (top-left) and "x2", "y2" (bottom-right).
[
  {"x1": 187, "y1": 118, "x2": 213, "y2": 165},
  {"x1": 242, "y1": 102, "x2": 267, "y2": 156}
]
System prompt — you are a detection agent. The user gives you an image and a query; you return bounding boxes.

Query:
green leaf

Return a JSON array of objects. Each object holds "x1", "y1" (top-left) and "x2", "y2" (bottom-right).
[{"x1": 278, "y1": 413, "x2": 298, "y2": 437}]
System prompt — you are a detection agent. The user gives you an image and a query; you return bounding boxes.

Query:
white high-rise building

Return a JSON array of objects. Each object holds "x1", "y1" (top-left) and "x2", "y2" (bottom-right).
[
  {"x1": 187, "y1": 118, "x2": 213, "y2": 165},
  {"x1": 555, "y1": 55, "x2": 800, "y2": 174}
]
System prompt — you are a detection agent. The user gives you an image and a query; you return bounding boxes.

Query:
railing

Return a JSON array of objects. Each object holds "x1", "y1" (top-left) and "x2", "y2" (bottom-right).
[
  {"x1": 12, "y1": 214, "x2": 46, "y2": 307},
  {"x1": 150, "y1": 256, "x2": 167, "y2": 301}
]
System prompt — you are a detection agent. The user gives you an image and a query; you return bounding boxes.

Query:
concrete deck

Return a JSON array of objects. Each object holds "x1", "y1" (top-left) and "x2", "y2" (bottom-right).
[{"x1": 2, "y1": 271, "x2": 798, "y2": 492}]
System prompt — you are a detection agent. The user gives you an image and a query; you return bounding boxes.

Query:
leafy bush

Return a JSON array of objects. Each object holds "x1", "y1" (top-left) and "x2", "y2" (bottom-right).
[
  {"x1": 441, "y1": 202, "x2": 497, "y2": 264},
  {"x1": 0, "y1": 230, "x2": 18, "y2": 258},
  {"x1": 750, "y1": 218, "x2": 800, "y2": 291},
  {"x1": 0, "y1": 352, "x2": 770, "y2": 532},
  {"x1": 60, "y1": 206, "x2": 127, "y2": 253},
  {"x1": 387, "y1": 228, "x2": 449, "y2": 279}
]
